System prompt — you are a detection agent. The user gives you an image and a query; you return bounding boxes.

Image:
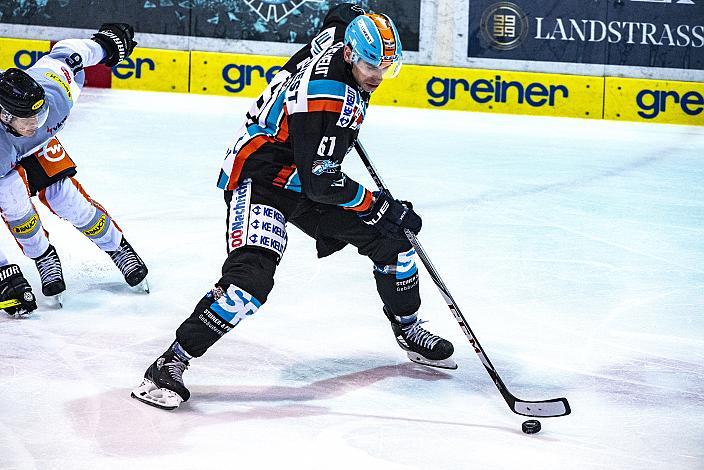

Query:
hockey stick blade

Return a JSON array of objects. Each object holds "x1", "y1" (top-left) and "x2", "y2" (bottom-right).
[
  {"x1": 355, "y1": 140, "x2": 571, "y2": 418},
  {"x1": 0, "y1": 299, "x2": 21, "y2": 309},
  {"x1": 512, "y1": 397, "x2": 571, "y2": 418}
]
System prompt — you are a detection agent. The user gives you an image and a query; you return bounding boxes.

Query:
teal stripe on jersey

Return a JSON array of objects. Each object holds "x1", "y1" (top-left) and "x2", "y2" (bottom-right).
[
  {"x1": 308, "y1": 79, "x2": 347, "y2": 99},
  {"x1": 340, "y1": 184, "x2": 365, "y2": 208},
  {"x1": 265, "y1": 91, "x2": 287, "y2": 134}
]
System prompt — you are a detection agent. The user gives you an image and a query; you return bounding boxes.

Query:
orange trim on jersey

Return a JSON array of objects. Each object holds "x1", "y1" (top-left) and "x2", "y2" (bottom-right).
[
  {"x1": 37, "y1": 188, "x2": 54, "y2": 215},
  {"x1": 308, "y1": 99, "x2": 344, "y2": 114},
  {"x1": 274, "y1": 112, "x2": 290, "y2": 142},
  {"x1": 15, "y1": 166, "x2": 30, "y2": 193},
  {"x1": 60, "y1": 177, "x2": 123, "y2": 233},
  {"x1": 273, "y1": 165, "x2": 295, "y2": 188},
  {"x1": 345, "y1": 189, "x2": 374, "y2": 213},
  {"x1": 227, "y1": 135, "x2": 271, "y2": 191}
]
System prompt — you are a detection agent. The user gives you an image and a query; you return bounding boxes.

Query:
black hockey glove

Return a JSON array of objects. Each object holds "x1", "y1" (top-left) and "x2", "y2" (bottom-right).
[
  {"x1": 0, "y1": 264, "x2": 37, "y2": 317},
  {"x1": 359, "y1": 191, "x2": 422, "y2": 240},
  {"x1": 91, "y1": 23, "x2": 137, "y2": 67}
]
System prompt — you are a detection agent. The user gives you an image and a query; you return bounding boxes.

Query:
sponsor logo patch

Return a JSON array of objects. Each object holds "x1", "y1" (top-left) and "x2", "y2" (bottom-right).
[
  {"x1": 13, "y1": 214, "x2": 39, "y2": 236},
  {"x1": 45, "y1": 71, "x2": 72, "y2": 102},
  {"x1": 60, "y1": 66, "x2": 72, "y2": 84},
  {"x1": 82, "y1": 214, "x2": 107, "y2": 237},
  {"x1": 337, "y1": 85, "x2": 366, "y2": 129},
  {"x1": 37, "y1": 137, "x2": 66, "y2": 163}
]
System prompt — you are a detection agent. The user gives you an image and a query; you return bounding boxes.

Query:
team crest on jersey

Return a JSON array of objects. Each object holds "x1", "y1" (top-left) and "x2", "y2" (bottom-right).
[
  {"x1": 312, "y1": 159, "x2": 340, "y2": 175},
  {"x1": 337, "y1": 85, "x2": 365, "y2": 129}
]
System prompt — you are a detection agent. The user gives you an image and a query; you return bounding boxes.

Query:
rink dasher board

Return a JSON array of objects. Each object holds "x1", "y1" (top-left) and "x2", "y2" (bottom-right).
[{"x1": 1, "y1": 37, "x2": 702, "y2": 126}]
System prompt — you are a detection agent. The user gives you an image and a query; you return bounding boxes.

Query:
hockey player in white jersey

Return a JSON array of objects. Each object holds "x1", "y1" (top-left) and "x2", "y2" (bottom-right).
[
  {"x1": 0, "y1": 247, "x2": 37, "y2": 317},
  {"x1": 0, "y1": 23, "x2": 148, "y2": 307}
]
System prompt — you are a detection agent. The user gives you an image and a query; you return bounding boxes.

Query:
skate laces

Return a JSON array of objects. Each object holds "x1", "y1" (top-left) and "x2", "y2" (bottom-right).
[
  {"x1": 35, "y1": 248, "x2": 62, "y2": 285},
  {"x1": 110, "y1": 242, "x2": 142, "y2": 277},
  {"x1": 164, "y1": 356, "x2": 188, "y2": 385},
  {"x1": 402, "y1": 319, "x2": 442, "y2": 350}
]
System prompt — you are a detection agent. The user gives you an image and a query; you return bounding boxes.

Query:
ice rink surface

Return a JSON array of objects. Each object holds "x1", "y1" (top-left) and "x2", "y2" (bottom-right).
[{"x1": 1, "y1": 88, "x2": 702, "y2": 470}]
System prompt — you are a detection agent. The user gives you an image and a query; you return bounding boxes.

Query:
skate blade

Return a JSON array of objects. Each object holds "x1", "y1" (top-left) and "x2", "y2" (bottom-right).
[
  {"x1": 50, "y1": 293, "x2": 63, "y2": 309},
  {"x1": 406, "y1": 351, "x2": 458, "y2": 370},
  {"x1": 131, "y1": 379, "x2": 183, "y2": 410},
  {"x1": 6, "y1": 308, "x2": 33, "y2": 319},
  {"x1": 133, "y1": 278, "x2": 150, "y2": 294},
  {"x1": 14, "y1": 309, "x2": 33, "y2": 319}
]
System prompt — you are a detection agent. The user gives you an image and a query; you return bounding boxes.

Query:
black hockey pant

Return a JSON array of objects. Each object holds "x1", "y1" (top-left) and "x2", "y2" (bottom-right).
[{"x1": 175, "y1": 182, "x2": 420, "y2": 358}]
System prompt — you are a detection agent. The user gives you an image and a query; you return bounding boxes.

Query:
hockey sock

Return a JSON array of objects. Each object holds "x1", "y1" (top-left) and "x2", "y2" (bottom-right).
[
  {"x1": 176, "y1": 285, "x2": 262, "y2": 357},
  {"x1": 395, "y1": 312, "x2": 418, "y2": 326},
  {"x1": 170, "y1": 341, "x2": 193, "y2": 362},
  {"x1": 373, "y1": 247, "x2": 421, "y2": 317}
]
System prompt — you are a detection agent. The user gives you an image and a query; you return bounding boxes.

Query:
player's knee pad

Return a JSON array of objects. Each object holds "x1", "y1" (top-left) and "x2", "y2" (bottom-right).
[
  {"x1": 5, "y1": 207, "x2": 43, "y2": 242},
  {"x1": 75, "y1": 205, "x2": 113, "y2": 242},
  {"x1": 373, "y1": 247, "x2": 421, "y2": 316},
  {"x1": 219, "y1": 248, "x2": 277, "y2": 303},
  {"x1": 4, "y1": 206, "x2": 49, "y2": 259},
  {"x1": 374, "y1": 247, "x2": 418, "y2": 281},
  {"x1": 208, "y1": 284, "x2": 262, "y2": 328},
  {"x1": 0, "y1": 169, "x2": 32, "y2": 219},
  {"x1": 0, "y1": 170, "x2": 49, "y2": 258},
  {"x1": 227, "y1": 179, "x2": 288, "y2": 261}
]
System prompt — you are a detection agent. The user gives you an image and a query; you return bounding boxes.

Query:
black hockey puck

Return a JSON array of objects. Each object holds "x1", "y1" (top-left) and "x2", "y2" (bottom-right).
[{"x1": 522, "y1": 419, "x2": 541, "y2": 434}]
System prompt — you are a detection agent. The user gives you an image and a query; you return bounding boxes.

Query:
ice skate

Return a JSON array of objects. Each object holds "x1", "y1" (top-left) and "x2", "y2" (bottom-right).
[
  {"x1": 108, "y1": 237, "x2": 149, "y2": 292},
  {"x1": 33, "y1": 245, "x2": 65, "y2": 307},
  {"x1": 131, "y1": 345, "x2": 190, "y2": 410},
  {"x1": 385, "y1": 307, "x2": 457, "y2": 370}
]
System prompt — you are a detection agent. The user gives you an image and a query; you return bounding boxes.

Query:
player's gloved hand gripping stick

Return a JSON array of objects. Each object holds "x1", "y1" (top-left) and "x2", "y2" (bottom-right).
[
  {"x1": 354, "y1": 140, "x2": 571, "y2": 418},
  {"x1": 0, "y1": 264, "x2": 37, "y2": 317},
  {"x1": 91, "y1": 23, "x2": 138, "y2": 67}
]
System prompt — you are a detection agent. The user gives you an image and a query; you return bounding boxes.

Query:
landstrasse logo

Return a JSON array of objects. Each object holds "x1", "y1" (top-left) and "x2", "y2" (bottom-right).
[
  {"x1": 481, "y1": 2, "x2": 530, "y2": 50},
  {"x1": 482, "y1": 0, "x2": 703, "y2": 49}
]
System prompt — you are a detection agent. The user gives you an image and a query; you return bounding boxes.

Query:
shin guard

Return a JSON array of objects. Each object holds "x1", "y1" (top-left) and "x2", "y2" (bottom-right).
[
  {"x1": 373, "y1": 247, "x2": 421, "y2": 316},
  {"x1": 176, "y1": 285, "x2": 262, "y2": 357}
]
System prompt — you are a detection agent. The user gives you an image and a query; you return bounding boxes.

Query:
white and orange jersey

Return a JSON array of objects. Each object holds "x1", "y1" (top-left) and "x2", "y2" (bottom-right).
[{"x1": 1, "y1": 39, "x2": 105, "y2": 178}]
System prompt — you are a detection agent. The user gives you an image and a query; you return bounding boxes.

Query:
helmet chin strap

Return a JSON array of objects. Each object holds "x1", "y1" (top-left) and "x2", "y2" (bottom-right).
[
  {"x1": 0, "y1": 109, "x2": 22, "y2": 137},
  {"x1": 2, "y1": 122, "x2": 24, "y2": 137}
]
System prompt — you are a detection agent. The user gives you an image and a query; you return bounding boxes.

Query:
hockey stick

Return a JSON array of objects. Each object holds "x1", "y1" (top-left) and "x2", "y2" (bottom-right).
[
  {"x1": 0, "y1": 299, "x2": 21, "y2": 309},
  {"x1": 355, "y1": 140, "x2": 571, "y2": 418}
]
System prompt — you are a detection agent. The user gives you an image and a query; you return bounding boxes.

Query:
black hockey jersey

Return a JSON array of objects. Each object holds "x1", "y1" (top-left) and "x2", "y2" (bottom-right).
[{"x1": 217, "y1": 4, "x2": 374, "y2": 213}]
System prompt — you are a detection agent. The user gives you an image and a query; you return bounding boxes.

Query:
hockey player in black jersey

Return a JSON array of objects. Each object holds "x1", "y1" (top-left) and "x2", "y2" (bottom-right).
[{"x1": 132, "y1": 4, "x2": 456, "y2": 410}]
